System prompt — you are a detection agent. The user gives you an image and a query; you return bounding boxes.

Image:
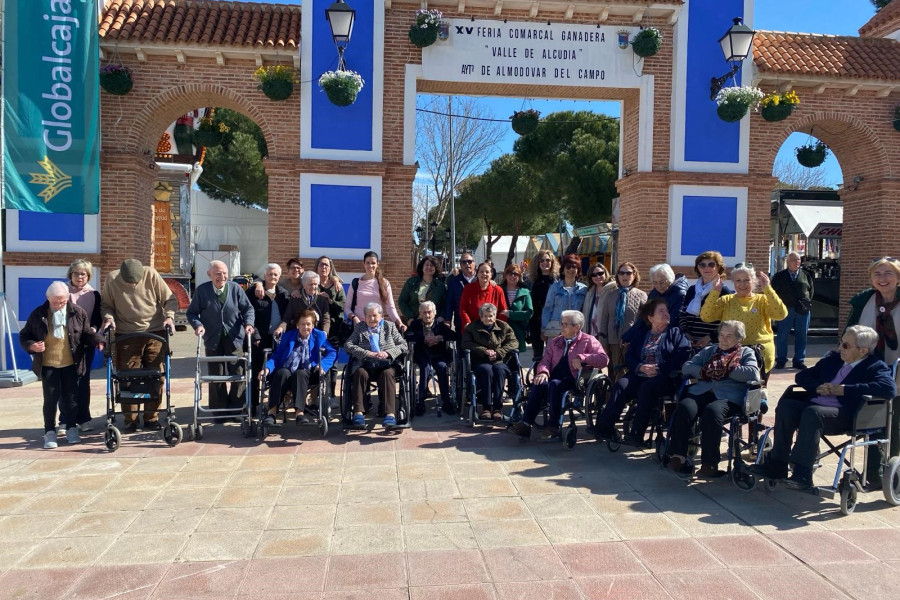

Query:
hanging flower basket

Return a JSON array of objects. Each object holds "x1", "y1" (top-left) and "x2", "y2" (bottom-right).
[
  {"x1": 714, "y1": 85, "x2": 763, "y2": 122},
  {"x1": 759, "y1": 90, "x2": 799, "y2": 122},
  {"x1": 318, "y1": 69, "x2": 365, "y2": 107},
  {"x1": 254, "y1": 65, "x2": 296, "y2": 101},
  {"x1": 99, "y1": 64, "x2": 133, "y2": 95},
  {"x1": 632, "y1": 27, "x2": 662, "y2": 58},
  {"x1": 510, "y1": 109, "x2": 541, "y2": 135},
  {"x1": 796, "y1": 141, "x2": 828, "y2": 168},
  {"x1": 409, "y1": 8, "x2": 442, "y2": 48},
  {"x1": 193, "y1": 116, "x2": 229, "y2": 147}
]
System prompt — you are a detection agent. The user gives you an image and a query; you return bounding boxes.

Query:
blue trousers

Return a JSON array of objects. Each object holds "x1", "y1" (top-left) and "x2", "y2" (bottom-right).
[
  {"x1": 522, "y1": 377, "x2": 576, "y2": 428},
  {"x1": 775, "y1": 307, "x2": 810, "y2": 365}
]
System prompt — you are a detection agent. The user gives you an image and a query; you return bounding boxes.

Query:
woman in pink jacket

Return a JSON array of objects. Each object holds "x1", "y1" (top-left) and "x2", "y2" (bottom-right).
[{"x1": 509, "y1": 310, "x2": 609, "y2": 441}]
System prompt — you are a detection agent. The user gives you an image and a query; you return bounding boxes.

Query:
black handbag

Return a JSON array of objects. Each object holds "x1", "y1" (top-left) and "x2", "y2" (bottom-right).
[
  {"x1": 361, "y1": 358, "x2": 392, "y2": 371},
  {"x1": 330, "y1": 318, "x2": 354, "y2": 347},
  {"x1": 795, "y1": 297, "x2": 812, "y2": 316}
]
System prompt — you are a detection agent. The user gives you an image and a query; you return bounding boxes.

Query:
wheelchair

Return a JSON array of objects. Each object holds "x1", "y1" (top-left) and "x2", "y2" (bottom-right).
[
  {"x1": 339, "y1": 352, "x2": 413, "y2": 432},
  {"x1": 600, "y1": 368, "x2": 682, "y2": 454},
  {"x1": 407, "y1": 339, "x2": 458, "y2": 418},
  {"x1": 757, "y1": 384, "x2": 900, "y2": 515},
  {"x1": 545, "y1": 366, "x2": 612, "y2": 449},
  {"x1": 256, "y1": 341, "x2": 336, "y2": 440},
  {"x1": 458, "y1": 349, "x2": 524, "y2": 426}
]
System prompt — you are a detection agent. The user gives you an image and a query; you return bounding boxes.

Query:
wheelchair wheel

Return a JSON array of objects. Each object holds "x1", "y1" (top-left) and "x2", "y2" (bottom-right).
[
  {"x1": 564, "y1": 426, "x2": 577, "y2": 450},
  {"x1": 764, "y1": 478, "x2": 778, "y2": 492},
  {"x1": 241, "y1": 418, "x2": 254, "y2": 438},
  {"x1": 883, "y1": 456, "x2": 900, "y2": 506},
  {"x1": 731, "y1": 464, "x2": 756, "y2": 491},
  {"x1": 654, "y1": 435, "x2": 668, "y2": 464},
  {"x1": 162, "y1": 422, "x2": 183, "y2": 447},
  {"x1": 104, "y1": 426, "x2": 121, "y2": 452},
  {"x1": 259, "y1": 423, "x2": 269, "y2": 440},
  {"x1": 194, "y1": 424, "x2": 204, "y2": 441},
  {"x1": 607, "y1": 430, "x2": 622, "y2": 453},
  {"x1": 840, "y1": 482, "x2": 858, "y2": 515}
]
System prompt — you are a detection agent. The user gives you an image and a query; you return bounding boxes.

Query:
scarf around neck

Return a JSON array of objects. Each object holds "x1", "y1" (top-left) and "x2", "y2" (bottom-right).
[
  {"x1": 874, "y1": 293, "x2": 899, "y2": 358},
  {"x1": 51, "y1": 307, "x2": 67, "y2": 339},
  {"x1": 700, "y1": 344, "x2": 743, "y2": 381},
  {"x1": 614, "y1": 287, "x2": 628, "y2": 328},
  {"x1": 686, "y1": 278, "x2": 714, "y2": 316}
]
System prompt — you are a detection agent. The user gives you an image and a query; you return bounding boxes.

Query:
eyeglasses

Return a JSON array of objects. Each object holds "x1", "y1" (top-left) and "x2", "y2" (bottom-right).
[
  {"x1": 734, "y1": 262, "x2": 754, "y2": 270},
  {"x1": 591, "y1": 272, "x2": 606, "y2": 278},
  {"x1": 839, "y1": 342, "x2": 856, "y2": 350},
  {"x1": 872, "y1": 257, "x2": 899, "y2": 264},
  {"x1": 564, "y1": 264, "x2": 579, "y2": 271},
  {"x1": 71, "y1": 272, "x2": 88, "y2": 277},
  {"x1": 289, "y1": 265, "x2": 303, "y2": 271},
  {"x1": 560, "y1": 321, "x2": 575, "y2": 327},
  {"x1": 698, "y1": 261, "x2": 717, "y2": 268},
  {"x1": 617, "y1": 270, "x2": 634, "y2": 276},
  {"x1": 460, "y1": 259, "x2": 474, "y2": 265},
  {"x1": 539, "y1": 258, "x2": 552, "y2": 263},
  {"x1": 507, "y1": 273, "x2": 520, "y2": 277}
]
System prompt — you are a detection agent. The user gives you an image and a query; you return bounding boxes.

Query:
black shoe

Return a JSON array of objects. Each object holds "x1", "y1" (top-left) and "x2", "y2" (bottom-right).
[
  {"x1": 143, "y1": 420, "x2": 161, "y2": 431},
  {"x1": 594, "y1": 426, "x2": 616, "y2": 441},
  {"x1": 784, "y1": 474, "x2": 814, "y2": 491},
  {"x1": 262, "y1": 414, "x2": 276, "y2": 426},
  {"x1": 441, "y1": 400, "x2": 457, "y2": 415},
  {"x1": 414, "y1": 402, "x2": 426, "y2": 417},
  {"x1": 508, "y1": 421, "x2": 531, "y2": 438},
  {"x1": 295, "y1": 414, "x2": 310, "y2": 426},
  {"x1": 124, "y1": 422, "x2": 139, "y2": 434},
  {"x1": 774, "y1": 361, "x2": 786, "y2": 370},
  {"x1": 867, "y1": 477, "x2": 883, "y2": 491},
  {"x1": 696, "y1": 464, "x2": 726, "y2": 479},
  {"x1": 622, "y1": 432, "x2": 645, "y2": 447},
  {"x1": 792, "y1": 361, "x2": 807, "y2": 370},
  {"x1": 748, "y1": 461, "x2": 788, "y2": 480}
]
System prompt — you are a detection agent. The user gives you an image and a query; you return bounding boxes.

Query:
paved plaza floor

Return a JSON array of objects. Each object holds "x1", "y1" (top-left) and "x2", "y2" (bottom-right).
[{"x1": 0, "y1": 336, "x2": 897, "y2": 599}]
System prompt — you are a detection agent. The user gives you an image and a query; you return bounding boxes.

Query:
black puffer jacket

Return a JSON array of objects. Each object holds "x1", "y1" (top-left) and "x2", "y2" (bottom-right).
[{"x1": 20, "y1": 300, "x2": 102, "y2": 377}]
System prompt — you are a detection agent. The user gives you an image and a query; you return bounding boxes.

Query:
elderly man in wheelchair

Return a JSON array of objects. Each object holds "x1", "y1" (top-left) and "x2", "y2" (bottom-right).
[
  {"x1": 750, "y1": 325, "x2": 896, "y2": 493},
  {"x1": 408, "y1": 300, "x2": 458, "y2": 416},
  {"x1": 344, "y1": 302, "x2": 408, "y2": 429},
  {"x1": 510, "y1": 310, "x2": 608, "y2": 441},
  {"x1": 664, "y1": 320, "x2": 760, "y2": 479},
  {"x1": 259, "y1": 309, "x2": 337, "y2": 428}
]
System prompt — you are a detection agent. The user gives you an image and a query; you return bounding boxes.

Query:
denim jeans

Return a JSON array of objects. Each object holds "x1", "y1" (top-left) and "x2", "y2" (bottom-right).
[{"x1": 775, "y1": 307, "x2": 810, "y2": 364}]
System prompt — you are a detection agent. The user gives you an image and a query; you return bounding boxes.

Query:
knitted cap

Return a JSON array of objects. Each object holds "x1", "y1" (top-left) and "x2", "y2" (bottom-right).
[{"x1": 120, "y1": 259, "x2": 143, "y2": 284}]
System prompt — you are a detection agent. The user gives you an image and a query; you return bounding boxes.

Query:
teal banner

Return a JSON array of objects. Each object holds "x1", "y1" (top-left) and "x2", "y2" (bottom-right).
[{"x1": 2, "y1": 0, "x2": 100, "y2": 214}]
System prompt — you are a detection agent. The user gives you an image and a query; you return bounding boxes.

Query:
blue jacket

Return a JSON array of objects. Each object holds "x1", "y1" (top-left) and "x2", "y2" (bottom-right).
[
  {"x1": 541, "y1": 280, "x2": 588, "y2": 328},
  {"x1": 622, "y1": 322, "x2": 691, "y2": 377},
  {"x1": 795, "y1": 351, "x2": 896, "y2": 415},
  {"x1": 265, "y1": 328, "x2": 336, "y2": 373},
  {"x1": 444, "y1": 272, "x2": 475, "y2": 331},
  {"x1": 681, "y1": 344, "x2": 759, "y2": 403},
  {"x1": 648, "y1": 275, "x2": 689, "y2": 324}
]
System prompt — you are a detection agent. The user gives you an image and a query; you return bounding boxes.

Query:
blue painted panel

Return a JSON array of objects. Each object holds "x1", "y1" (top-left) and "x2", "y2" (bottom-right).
[
  {"x1": 18, "y1": 278, "x2": 59, "y2": 321},
  {"x1": 684, "y1": 0, "x2": 744, "y2": 163},
  {"x1": 310, "y1": 0, "x2": 374, "y2": 151},
  {"x1": 6, "y1": 333, "x2": 35, "y2": 373},
  {"x1": 19, "y1": 211, "x2": 85, "y2": 241},
  {"x1": 309, "y1": 184, "x2": 371, "y2": 249},
  {"x1": 681, "y1": 196, "x2": 737, "y2": 256}
]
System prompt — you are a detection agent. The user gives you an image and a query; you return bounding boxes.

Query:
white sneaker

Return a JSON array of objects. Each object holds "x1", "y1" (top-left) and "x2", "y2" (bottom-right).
[
  {"x1": 43, "y1": 432, "x2": 58, "y2": 449},
  {"x1": 56, "y1": 425, "x2": 66, "y2": 437},
  {"x1": 77, "y1": 422, "x2": 94, "y2": 433},
  {"x1": 66, "y1": 428, "x2": 81, "y2": 445}
]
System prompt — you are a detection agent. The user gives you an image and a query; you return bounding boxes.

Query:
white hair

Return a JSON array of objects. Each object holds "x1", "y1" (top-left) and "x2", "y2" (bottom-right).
[
  {"x1": 719, "y1": 320, "x2": 746, "y2": 341},
  {"x1": 846, "y1": 325, "x2": 879, "y2": 352},
  {"x1": 301, "y1": 270, "x2": 320, "y2": 284},
  {"x1": 419, "y1": 300, "x2": 436, "y2": 314},
  {"x1": 561, "y1": 310, "x2": 584, "y2": 327},
  {"x1": 263, "y1": 263, "x2": 281, "y2": 275},
  {"x1": 364, "y1": 302, "x2": 383, "y2": 316},
  {"x1": 479, "y1": 302, "x2": 498, "y2": 317},
  {"x1": 649, "y1": 263, "x2": 675, "y2": 286},
  {"x1": 208, "y1": 260, "x2": 227, "y2": 273},
  {"x1": 46, "y1": 281, "x2": 69, "y2": 299},
  {"x1": 731, "y1": 265, "x2": 757, "y2": 289}
]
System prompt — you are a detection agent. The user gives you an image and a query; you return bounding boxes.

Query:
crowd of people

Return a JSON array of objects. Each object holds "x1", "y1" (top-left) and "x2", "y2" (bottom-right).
[{"x1": 22, "y1": 250, "x2": 900, "y2": 495}]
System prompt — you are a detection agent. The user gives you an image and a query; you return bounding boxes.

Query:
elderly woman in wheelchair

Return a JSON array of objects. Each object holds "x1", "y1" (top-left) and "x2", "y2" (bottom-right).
[
  {"x1": 462, "y1": 302, "x2": 519, "y2": 421},
  {"x1": 344, "y1": 302, "x2": 408, "y2": 429},
  {"x1": 408, "y1": 300, "x2": 458, "y2": 416},
  {"x1": 750, "y1": 325, "x2": 896, "y2": 494},
  {"x1": 665, "y1": 320, "x2": 760, "y2": 478},
  {"x1": 259, "y1": 310, "x2": 336, "y2": 427}
]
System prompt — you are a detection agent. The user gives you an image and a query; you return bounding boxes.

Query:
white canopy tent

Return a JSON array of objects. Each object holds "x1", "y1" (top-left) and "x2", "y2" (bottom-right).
[
  {"x1": 474, "y1": 235, "x2": 532, "y2": 266},
  {"x1": 191, "y1": 190, "x2": 269, "y2": 277}
]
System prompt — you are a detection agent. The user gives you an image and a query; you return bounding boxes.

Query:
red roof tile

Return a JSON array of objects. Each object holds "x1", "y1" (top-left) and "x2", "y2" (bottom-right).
[
  {"x1": 753, "y1": 30, "x2": 900, "y2": 82},
  {"x1": 859, "y1": 2, "x2": 900, "y2": 37},
  {"x1": 99, "y1": 0, "x2": 301, "y2": 50}
]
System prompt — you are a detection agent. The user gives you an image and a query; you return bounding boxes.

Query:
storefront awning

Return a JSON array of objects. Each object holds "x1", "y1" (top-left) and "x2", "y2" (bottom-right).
[
  {"x1": 578, "y1": 234, "x2": 610, "y2": 254},
  {"x1": 781, "y1": 201, "x2": 843, "y2": 238}
]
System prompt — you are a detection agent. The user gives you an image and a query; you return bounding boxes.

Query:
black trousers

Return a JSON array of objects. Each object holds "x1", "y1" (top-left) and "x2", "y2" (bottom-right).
[
  {"x1": 42, "y1": 364, "x2": 77, "y2": 433},
  {"x1": 207, "y1": 335, "x2": 246, "y2": 411},
  {"x1": 522, "y1": 377, "x2": 576, "y2": 428},
  {"x1": 74, "y1": 345, "x2": 95, "y2": 425},
  {"x1": 770, "y1": 397, "x2": 853, "y2": 472},
  {"x1": 268, "y1": 367, "x2": 320, "y2": 410},
  {"x1": 415, "y1": 355, "x2": 450, "y2": 403},
  {"x1": 668, "y1": 390, "x2": 740, "y2": 467},
  {"x1": 474, "y1": 362, "x2": 510, "y2": 410},
  {"x1": 596, "y1": 373, "x2": 677, "y2": 437}
]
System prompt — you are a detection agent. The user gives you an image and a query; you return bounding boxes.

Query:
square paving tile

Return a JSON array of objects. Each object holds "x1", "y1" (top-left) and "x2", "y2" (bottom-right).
[
  {"x1": 169, "y1": 469, "x2": 234, "y2": 488},
  {"x1": 577, "y1": 573, "x2": 670, "y2": 600},
  {"x1": 408, "y1": 583, "x2": 496, "y2": 600},
  {"x1": 62, "y1": 563, "x2": 171, "y2": 600},
  {"x1": 151, "y1": 560, "x2": 249, "y2": 598},
  {"x1": 0, "y1": 567, "x2": 87, "y2": 600},
  {"x1": 325, "y1": 552, "x2": 407, "y2": 591},
  {"x1": 584, "y1": 492, "x2": 656, "y2": 516},
  {"x1": 464, "y1": 497, "x2": 530, "y2": 521},
  {"x1": 539, "y1": 516, "x2": 618, "y2": 544},
  {"x1": 626, "y1": 538, "x2": 723, "y2": 573},
  {"x1": 555, "y1": 542, "x2": 646, "y2": 578},
  {"x1": 196, "y1": 506, "x2": 273, "y2": 531},
  {"x1": 332, "y1": 524, "x2": 403, "y2": 555},
  {"x1": 657, "y1": 569, "x2": 758, "y2": 600},
  {"x1": 456, "y1": 478, "x2": 519, "y2": 498},
  {"x1": 342, "y1": 465, "x2": 398, "y2": 483},
  {"x1": 340, "y1": 482, "x2": 401, "y2": 504},
  {"x1": 13, "y1": 492, "x2": 95, "y2": 514},
  {"x1": 125, "y1": 508, "x2": 206, "y2": 534},
  {"x1": 522, "y1": 494, "x2": 593, "y2": 519},
  {"x1": 450, "y1": 462, "x2": 507, "y2": 479},
  {"x1": 254, "y1": 528, "x2": 331, "y2": 557},
  {"x1": 178, "y1": 530, "x2": 262, "y2": 561},
  {"x1": 698, "y1": 535, "x2": 799, "y2": 568},
  {"x1": 508, "y1": 475, "x2": 580, "y2": 496},
  {"x1": 399, "y1": 480, "x2": 462, "y2": 502},
  {"x1": 494, "y1": 580, "x2": 583, "y2": 600},
  {"x1": 323, "y1": 589, "x2": 410, "y2": 600},
  {"x1": 398, "y1": 463, "x2": 453, "y2": 481},
  {"x1": 402, "y1": 522, "x2": 479, "y2": 551},
  {"x1": 835, "y1": 528, "x2": 900, "y2": 561},
  {"x1": 482, "y1": 545, "x2": 568, "y2": 582},
  {"x1": 237, "y1": 454, "x2": 294, "y2": 471},
  {"x1": 607, "y1": 513, "x2": 688, "y2": 540},
  {"x1": 269, "y1": 504, "x2": 336, "y2": 529},
  {"x1": 152, "y1": 487, "x2": 221, "y2": 510},
  {"x1": 734, "y1": 565, "x2": 849, "y2": 600},
  {"x1": 336, "y1": 502, "x2": 401, "y2": 526},
  {"x1": 215, "y1": 486, "x2": 281, "y2": 508},
  {"x1": 18, "y1": 535, "x2": 117, "y2": 568},
  {"x1": 768, "y1": 531, "x2": 878, "y2": 564},
  {"x1": 242, "y1": 556, "x2": 328, "y2": 594},
  {"x1": 401, "y1": 499, "x2": 468, "y2": 523},
  {"x1": 277, "y1": 484, "x2": 341, "y2": 505},
  {"x1": 96, "y1": 533, "x2": 187, "y2": 564},
  {"x1": 471, "y1": 518, "x2": 549, "y2": 548},
  {"x1": 407, "y1": 548, "x2": 490, "y2": 586}
]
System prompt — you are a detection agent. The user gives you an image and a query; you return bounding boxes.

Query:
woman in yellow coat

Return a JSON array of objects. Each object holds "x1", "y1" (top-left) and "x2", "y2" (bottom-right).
[{"x1": 700, "y1": 263, "x2": 788, "y2": 374}]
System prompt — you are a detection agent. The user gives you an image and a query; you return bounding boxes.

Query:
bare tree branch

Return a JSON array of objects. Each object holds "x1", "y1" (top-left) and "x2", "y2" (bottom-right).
[{"x1": 773, "y1": 157, "x2": 831, "y2": 190}]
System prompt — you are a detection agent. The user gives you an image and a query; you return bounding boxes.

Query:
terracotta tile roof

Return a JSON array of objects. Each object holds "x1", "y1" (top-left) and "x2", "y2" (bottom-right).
[
  {"x1": 859, "y1": 2, "x2": 900, "y2": 37},
  {"x1": 753, "y1": 30, "x2": 900, "y2": 82},
  {"x1": 99, "y1": 0, "x2": 301, "y2": 50}
]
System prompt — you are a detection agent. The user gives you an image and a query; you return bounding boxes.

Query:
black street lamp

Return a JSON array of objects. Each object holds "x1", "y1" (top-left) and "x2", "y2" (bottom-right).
[
  {"x1": 709, "y1": 17, "x2": 756, "y2": 100},
  {"x1": 325, "y1": 0, "x2": 356, "y2": 70}
]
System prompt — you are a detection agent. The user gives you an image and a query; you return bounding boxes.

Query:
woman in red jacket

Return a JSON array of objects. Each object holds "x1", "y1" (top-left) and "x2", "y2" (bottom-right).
[{"x1": 459, "y1": 262, "x2": 508, "y2": 330}]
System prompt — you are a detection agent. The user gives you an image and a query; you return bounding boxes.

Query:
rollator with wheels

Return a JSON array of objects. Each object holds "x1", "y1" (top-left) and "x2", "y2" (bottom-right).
[
  {"x1": 187, "y1": 333, "x2": 254, "y2": 440},
  {"x1": 103, "y1": 328, "x2": 180, "y2": 451}
]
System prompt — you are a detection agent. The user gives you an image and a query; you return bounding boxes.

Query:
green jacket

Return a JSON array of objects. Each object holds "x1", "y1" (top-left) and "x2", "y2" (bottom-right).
[
  {"x1": 847, "y1": 286, "x2": 900, "y2": 327},
  {"x1": 462, "y1": 320, "x2": 518, "y2": 366},
  {"x1": 501, "y1": 285, "x2": 533, "y2": 352},
  {"x1": 398, "y1": 275, "x2": 446, "y2": 322}
]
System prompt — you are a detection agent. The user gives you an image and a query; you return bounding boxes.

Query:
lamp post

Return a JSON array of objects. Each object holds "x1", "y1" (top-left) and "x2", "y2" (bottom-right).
[
  {"x1": 709, "y1": 17, "x2": 756, "y2": 100},
  {"x1": 325, "y1": 0, "x2": 356, "y2": 70}
]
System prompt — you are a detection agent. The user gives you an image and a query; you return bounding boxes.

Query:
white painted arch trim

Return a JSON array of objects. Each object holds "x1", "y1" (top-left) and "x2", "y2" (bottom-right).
[
  {"x1": 666, "y1": 184, "x2": 748, "y2": 267},
  {"x1": 4, "y1": 211, "x2": 101, "y2": 253},
  {"x1": 299, "y1": 173, "x2": 383, "y2": 261}
]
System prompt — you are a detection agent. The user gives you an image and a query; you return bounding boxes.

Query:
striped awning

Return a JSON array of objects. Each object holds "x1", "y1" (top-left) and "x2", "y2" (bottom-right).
[{"x1": 578, "y1": 234, "x2": 610, "y2": 254}]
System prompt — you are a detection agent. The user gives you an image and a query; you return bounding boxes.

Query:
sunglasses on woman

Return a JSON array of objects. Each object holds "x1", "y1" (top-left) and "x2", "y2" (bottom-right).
[{"x1": 591, "y1": 271, "x2": 606, "y2": 278}]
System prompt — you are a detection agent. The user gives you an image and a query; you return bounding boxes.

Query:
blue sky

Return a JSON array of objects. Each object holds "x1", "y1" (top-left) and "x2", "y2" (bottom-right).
[{"x1": 250, "y1": 0, "x2": 879, "y2": 186}]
